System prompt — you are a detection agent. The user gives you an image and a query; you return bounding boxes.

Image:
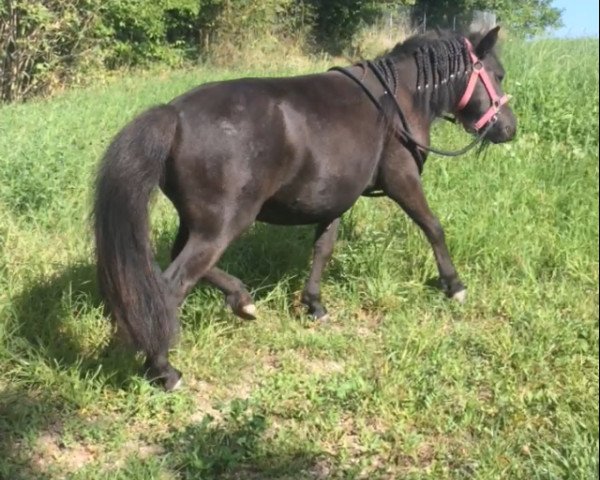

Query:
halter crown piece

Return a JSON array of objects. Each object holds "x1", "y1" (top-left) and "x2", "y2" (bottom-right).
[{"x1": 457, "y1": 38, "x2": 510, "y2": 131}]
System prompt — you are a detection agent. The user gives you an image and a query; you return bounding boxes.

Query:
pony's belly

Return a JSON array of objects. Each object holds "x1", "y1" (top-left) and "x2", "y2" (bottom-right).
[
  {"x1": 257, "y1": 170, "x2": 373, "y2": 225},
  {"x1": 256, "y1": 197, "x2": 353, "y2": 225}
]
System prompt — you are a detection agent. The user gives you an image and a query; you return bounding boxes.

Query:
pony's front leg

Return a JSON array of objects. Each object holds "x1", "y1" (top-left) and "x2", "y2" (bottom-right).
[
  {"x1": 302, "y1": 217, "x2": 341, "y2": 320},
  {"x1": 381, "y1": 159, "x2": 466, "y2": 302}
]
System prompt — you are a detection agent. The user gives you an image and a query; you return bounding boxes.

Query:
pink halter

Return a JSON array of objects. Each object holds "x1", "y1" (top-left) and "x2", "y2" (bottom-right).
[{"x1": 457, "y1": 38, "x2": 510, "y2": 131}]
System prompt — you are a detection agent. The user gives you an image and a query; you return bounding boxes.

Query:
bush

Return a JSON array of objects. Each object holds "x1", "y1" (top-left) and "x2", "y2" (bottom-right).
[
  {"x1": 0, "y1": 0, "x2": 105, "y2": 102},
  {"x1": 196, "y1": 0, "x2": 314, "y2": 64},
  {"x1": 100, "y1": 0, "x2": 200, "y2": 68},
  {"x1": 0, "y1": 0, "x2": 313, "y2": 102}
]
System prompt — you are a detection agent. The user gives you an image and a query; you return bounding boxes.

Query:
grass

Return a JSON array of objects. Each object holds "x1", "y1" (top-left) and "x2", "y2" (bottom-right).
[{"x1": 0, "y1": 38, "x2": 598, "y2": 479}]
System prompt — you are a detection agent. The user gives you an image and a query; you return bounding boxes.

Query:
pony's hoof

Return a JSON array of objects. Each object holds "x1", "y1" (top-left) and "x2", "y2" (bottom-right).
[
  {"x1": 314, "y1": 313, "x2": 330, "y2": 323},
  {"x1": 308, "y1": 306, "x2": 329, "y2": 322},
  {"x1": 144, "y1": 361, "x2": 182, "y2": 392},
  {"x1": 452, "y1": 289, "x2": 467, "y2": 304},
  {"x1": 227, "y1": 292, "x2": 257, "y2": 320},
  {"x1": 169, "y1": 376, "x2": 183, "y2": 391},
  {"x1": 163, "y1": 370, "x2": 183, "y2": 391},
  {"x1": 233, "y1": 303, "x2": 257, "y2": 320},
  {"x1": 241, "y1": 303, "x2": 257, "y2": 319}
]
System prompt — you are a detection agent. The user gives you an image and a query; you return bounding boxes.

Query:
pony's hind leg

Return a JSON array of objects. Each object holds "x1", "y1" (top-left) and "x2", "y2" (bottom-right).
[
  {"x1": 171, "y1": 222, "x2": 255, "y2": 319},
  {"x1": 163, "y1": 233, "x2": 230, "y2": 309},
  {"x1": 170, "y1": 221, "x2": 189, "y2": 261},
  {"x1": 204, "y1": 268, "x2": 256, "y2": 319},
  {"x1": 142, "y1": 231, "x2": 230, "y2": 390},
  {"x1": 143, "y1": 348, "x2": 182, "y2": 391},
  {"x1": 301, "y1": 218, "x2": 341, "y2": 320}
]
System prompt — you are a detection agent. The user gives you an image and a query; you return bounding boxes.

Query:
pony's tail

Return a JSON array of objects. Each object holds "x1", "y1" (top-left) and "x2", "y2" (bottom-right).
[{"x1": 94, "y1": 105, "x2": 179, "y2": 360}]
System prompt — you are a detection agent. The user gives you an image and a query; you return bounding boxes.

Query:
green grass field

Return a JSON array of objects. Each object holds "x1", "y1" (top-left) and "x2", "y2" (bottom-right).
[{"x1": 0, "y1": 38, "x2": 598, "y2": 479}]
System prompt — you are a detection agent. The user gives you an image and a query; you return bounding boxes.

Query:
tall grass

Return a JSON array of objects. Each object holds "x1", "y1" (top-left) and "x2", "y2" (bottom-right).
[{"x1": 0, "y1": 39, "x2": 597, "y2": 479}]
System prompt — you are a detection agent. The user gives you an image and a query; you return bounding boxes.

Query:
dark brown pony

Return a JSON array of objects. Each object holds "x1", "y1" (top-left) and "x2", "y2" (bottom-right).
[{"x1": 94, "y1": 27, "x2": 516, "y2": 390}]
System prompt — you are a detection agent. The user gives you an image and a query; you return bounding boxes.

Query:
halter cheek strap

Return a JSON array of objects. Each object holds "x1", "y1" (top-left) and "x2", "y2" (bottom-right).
[{"x1": 457, "y1": 39, "x2": 510, "y2": 131}]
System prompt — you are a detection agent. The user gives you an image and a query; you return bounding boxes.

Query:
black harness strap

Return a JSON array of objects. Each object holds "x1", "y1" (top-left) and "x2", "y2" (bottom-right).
[
  {"x1": 329, "y1": 63, "x2": 494, "y2": 161},
  {"x1": 329, "y1": 64, "x2": 425, "y2": 174}
]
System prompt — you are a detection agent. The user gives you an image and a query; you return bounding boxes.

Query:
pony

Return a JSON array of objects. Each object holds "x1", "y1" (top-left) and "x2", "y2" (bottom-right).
[{"x1": 94, "y1": 27, "x2": 516, "y2": 390}]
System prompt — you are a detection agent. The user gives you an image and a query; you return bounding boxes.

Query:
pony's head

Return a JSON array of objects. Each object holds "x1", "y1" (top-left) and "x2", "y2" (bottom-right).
[{"x1": 455, "y1": 26, "x2": 517, "y2": 143}]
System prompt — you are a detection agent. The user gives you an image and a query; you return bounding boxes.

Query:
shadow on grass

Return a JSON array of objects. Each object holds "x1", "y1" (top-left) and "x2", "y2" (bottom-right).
[
  {"x1": 9, "y1": 221, "x2": 327, "y2": 385},
  {"x1": 1, "y1": 222, "x2": 363, "y2": 475},
  {"x1": 0, "y1": 387, "x2": 67, "y2": 480},
  {"x1": 0, "y1": 383, "x2": 336, "y2": 480},
  {"x1": 163, "y1": 398, "x2": 332, "y2": 480},
  {"x1": 3, "y1": 224, "x2": 333, "y2": 477},
  {"x1": 9, "y1": 260, "x2": 142, "y2": 388}
]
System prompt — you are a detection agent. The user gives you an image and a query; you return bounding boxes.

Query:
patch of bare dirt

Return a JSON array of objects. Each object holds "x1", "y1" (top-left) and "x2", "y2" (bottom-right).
[
  {"x1": 187, "y1": 379, "x2": 224, "y2": 423},
  {"x1": 32, "y1": 423, "x2": 100, "y2": 475},
  {"x1": 301, "y1": 357, "x2": 345, "y2": 376}
]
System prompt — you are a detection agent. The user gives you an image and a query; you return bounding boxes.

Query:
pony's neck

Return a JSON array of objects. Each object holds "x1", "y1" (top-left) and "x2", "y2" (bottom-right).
[{"x1": 391, "y1": 38, "x2": 472, "y2": 121}]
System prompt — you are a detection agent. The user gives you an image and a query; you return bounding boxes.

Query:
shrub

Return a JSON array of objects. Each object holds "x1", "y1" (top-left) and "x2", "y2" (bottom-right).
[
  {"x1": 99, "y1": 0, "x2": 200, "y2": 68},
  {"x1": 0, "y1": 0, "x2": 104, "y2": 102}
]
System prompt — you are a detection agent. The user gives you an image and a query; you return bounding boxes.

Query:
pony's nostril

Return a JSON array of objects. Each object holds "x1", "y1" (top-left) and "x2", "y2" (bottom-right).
[{"x1": 504, "y1": 124, "x2": 515, "y2": 137}]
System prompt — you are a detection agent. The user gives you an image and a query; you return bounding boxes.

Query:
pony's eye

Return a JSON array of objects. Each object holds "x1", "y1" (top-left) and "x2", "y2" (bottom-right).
[{"x1": 496, "y1": 73, "x2": 505, "y2": 82}]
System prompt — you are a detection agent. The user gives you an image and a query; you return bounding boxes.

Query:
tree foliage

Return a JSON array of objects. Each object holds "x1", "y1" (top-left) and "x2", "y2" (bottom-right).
[
  {"x1": 0, "y1": 0, "x2": 104, "y2": 102},
  {"x1": 412, "y1": 0, "x2": 562, "y2": 35},
  {"x1": 310, "y1": 0, "x2": 415, "y2": 52},
  {"x1": 1, "y1": 0, "x2": 563, "y2": 102}
]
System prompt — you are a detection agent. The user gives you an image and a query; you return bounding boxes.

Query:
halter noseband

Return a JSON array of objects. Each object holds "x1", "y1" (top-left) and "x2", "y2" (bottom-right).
[{"x1": 457, "y1": 38, "x2": 510, "y2": 131}]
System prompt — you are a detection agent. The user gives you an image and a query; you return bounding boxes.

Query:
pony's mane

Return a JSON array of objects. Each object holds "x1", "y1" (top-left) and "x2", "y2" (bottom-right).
[
  {"x1": 373, "y1": 29, "x2": 499, "y2": 117},
  {"x1": 388, "y1": 30, "x2": 470, "y2": 91},
  {"x1": 387, "y1": 29, "x2": 499, "y2": 60}
]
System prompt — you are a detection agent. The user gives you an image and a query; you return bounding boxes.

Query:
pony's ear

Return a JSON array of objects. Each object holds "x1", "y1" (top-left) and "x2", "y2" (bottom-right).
[{"x1": 475, "y1": 26, "x2": 500, "y2": 58}]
